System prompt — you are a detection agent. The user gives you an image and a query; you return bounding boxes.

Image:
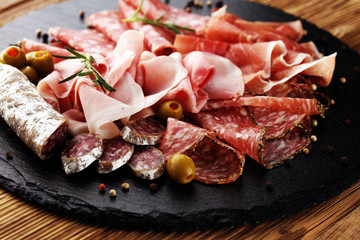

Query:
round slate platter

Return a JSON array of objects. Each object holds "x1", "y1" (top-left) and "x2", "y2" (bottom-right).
[{"x1": 0, "y1": 0, "x2": 360, "y2": 231}]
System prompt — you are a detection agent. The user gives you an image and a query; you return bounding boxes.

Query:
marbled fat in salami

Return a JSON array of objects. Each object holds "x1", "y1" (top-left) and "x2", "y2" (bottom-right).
[
  {"x1": 87, "y1": 10, "x2": 130, "y2": 42},
  {"x1": 121, "y1": 115, "x2": 166, "y2": 145},
  {"x1": 61, "y1": 133, "x2": 103, "y2": 174},
  {"x1": 49, "y1": 27, "x2": 115, "y2": 56},
  {"x1": 97, "y1": 138, "x2": 134, "y2": 174},
  {"x1": 127, "y1": 145, "x2": 165, "y2": 180},
  {"x1": 158, "y1": 118, "x2": 245, "y2": 184}
]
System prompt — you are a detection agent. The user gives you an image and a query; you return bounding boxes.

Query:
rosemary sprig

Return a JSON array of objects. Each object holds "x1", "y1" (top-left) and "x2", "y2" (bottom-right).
[
  {"x1": 122, "y1": 0, "x2": 195, "y2": 34},
  {"x1": 52, "y1": 47, "x2": 115, "y2": 93}
]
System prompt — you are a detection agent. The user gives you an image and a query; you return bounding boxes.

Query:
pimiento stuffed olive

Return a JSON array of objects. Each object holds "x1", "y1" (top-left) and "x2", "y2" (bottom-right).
[
  {"x1": 167, "y1": 153, "x2": 196, "y2": 184},
  {"x1": 26, "y1": 50, "x2": 54, "y2": 76},
  {"x1": 20, "y1": 66, "x2": 39, "y2": 84},
  {"x1": 1, "y1": 46, "x2": 26, "y2": 69},
  {"x1": 157, "y1": 100, "x2": 183, "y2": 124}
]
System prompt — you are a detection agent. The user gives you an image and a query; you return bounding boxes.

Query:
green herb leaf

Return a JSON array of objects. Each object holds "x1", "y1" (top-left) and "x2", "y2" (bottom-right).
[
  {"x1": 53, "y1": 48, "x2": 115, "y2": 93},
  {"x1": 122, "y1": 0, "x2": 195, "y2": 34}
]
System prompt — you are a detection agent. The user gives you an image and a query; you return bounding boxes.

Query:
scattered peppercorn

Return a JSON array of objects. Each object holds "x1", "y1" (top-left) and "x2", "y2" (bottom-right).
[
  {"x1": 340, "y1": 156, "x2": 349, "y2": 166},
  {"x1": 311, "y1": 119, "x2": 318, "y2": 127},
  {"x1": 185, "y1": 6, "x2": 192, "y2": 12},
  {"x1": 311, "y1": 83, "x2": 317, "y2": 91},
  {"x1": 186, "y1": 0, "x2": 194, "y2": 7},
  {"x1": 215, "y1": 0, "x2": 224, "y2": 8},
  {"x1": 206, "y1": 0, "x2": 212, "y2": 8},
  {"x1": 42, "y1": 33, "x2": 49, "y2": 44},
  {"x1": 149, "y1": 183, "x2": 158, "y2": 192},
  {"x1": 165, "y1": 0, "x2": 169, "y2": 4},
  {"x1": 79, "y1": 10, "x2": 85, "y2": 20},
  {"x1": 121, "y1": 182, "x2": 130, "y2": 191},
  {"x1": 6, "y1": 151, "x2": 13, "y2": 159},
  {"x1": 99, "y1": 183, "x2": 106, "y2": 192},
  {"x1": 36, "y1": 29, "x2": 42, "y2": 38},
  {"x1": 266, "y1": 181, "x2": 273, "y2": 191},
  {"x1": 344, "y1": 118, "x2": 351, "y2": 125},
  {"x1": 310, "y1": 135, "x2": 317, "y2": 142},
  {"x1": 303, "y1": 148, "x2": 310, "y2": 154},
  {"x1": 109, "y1": 189, "x2": 117, "y2": 197},
  {"x1": 339, "y1": 77, "x2": 346, "y2": 84}
]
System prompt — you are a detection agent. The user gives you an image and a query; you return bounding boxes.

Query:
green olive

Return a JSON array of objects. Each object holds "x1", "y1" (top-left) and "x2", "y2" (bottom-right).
[
  {"x1": 20, "y1": 66, "x2": 39, "y2": 85},
  {"x1": 26, "y1": 50, "x2": 54, "y2": 76},
  {"x1": 1, "y1": 46, "x2": 26, "y2": 69},
  {"x1": 167, "y1": 153, "x2": 196, "y2": 184},
  {"x1": 157, "y1": 100, "x2": 183, "y2": 124}
]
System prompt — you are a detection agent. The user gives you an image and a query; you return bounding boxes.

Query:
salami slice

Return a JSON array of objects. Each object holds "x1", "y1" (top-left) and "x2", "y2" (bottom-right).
[
  {"x1": 86, "y1": 10, "x2": 130, "y2": 42},
  {"x1": 158, "y1": 118, "x2": 245, "y2": 184},
  {"x1": 49, "y1": 27, "x2": 115, "y2": 56},
  {"x1": 61, "y1": 133, "x2": 103, "y2": 174},
  {"x1": 0, "y1": 64, "x2": 69, "y2": 160},
  {"x1": 127, "y1": 146, "x2": 165, "y2": 180},
  {"x1": 250, "y1": 107, "x2": 306, "y2": 139},
  {"x1": 97, "y1": 138, "x2": 134, "y2": 174},
  {"x1": 191, "y1": 107, "x2": 310, "y2": 169},
  {"x1": 121, "y1": 115, "x2": 166, "y2": 145}
]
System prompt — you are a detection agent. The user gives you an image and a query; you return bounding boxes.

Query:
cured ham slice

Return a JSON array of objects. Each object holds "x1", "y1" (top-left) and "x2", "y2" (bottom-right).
[
  {"x1": 158, "y1": 118, "x2": 245, "y2": 184},
  {"x1": 118, "y1": 0, "x2": 175, "y2": 56},
  {"x1": 183, "y1": 51, "x2": 244, "y2": 100},
  {"x1": 119, "y1": 0, "x2": 209, "y2": 34},
  {"x1": 207, "y1": 6, "x2": 304, "y2": 51},
  {"x1": 174, "y1": 35, "x2": 230, "y2": 55},
  {"x1": 21, "y1": 38, "x2": 73, "y2": 63},
  {"x1": 128, "y1": 146, "x2": 166, "y2": 180},
  {"x1": 49, "y1": 27, "x2": 115, "y2": 56},
  {"x1": 87, "y1": 10, "x2": 130, "y2": 42}
]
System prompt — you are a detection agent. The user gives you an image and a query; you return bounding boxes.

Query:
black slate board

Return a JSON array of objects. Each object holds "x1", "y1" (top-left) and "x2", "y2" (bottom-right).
[{"x1": 0, "y1": 0, "x2": 360, "y2": 231}]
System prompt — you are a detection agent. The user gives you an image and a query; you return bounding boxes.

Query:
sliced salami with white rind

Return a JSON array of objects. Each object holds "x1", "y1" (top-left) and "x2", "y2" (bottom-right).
[
  {"x1": 121, "y1": 116, "x2": 166, "y2": 145},
  {"x1": 97, "y1": 138, "x2": 134, "y2": 174},
  {"x1": 128, "y1": 146, "x2": 165, "y2": 180},
  {"x1": 61, "y1": 133, "x2": 103, "y2": 174}
]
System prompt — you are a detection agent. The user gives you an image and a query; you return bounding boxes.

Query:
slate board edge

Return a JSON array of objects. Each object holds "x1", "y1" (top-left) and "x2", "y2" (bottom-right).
[{"x1": 0, "y1": 0, "x2": 359, "y2": 231}]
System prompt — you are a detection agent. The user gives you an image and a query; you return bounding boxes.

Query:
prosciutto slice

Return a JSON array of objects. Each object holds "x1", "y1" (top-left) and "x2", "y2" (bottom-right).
[
  {"x1": 118, "y1": 0, "x2": 175, "y2": 56},
  {"x1": 49, "y1": 27, "x2": 115, "y2": 56},
  {"x1": 158, "y1": 118, "x2": 245, "y2": 184}
]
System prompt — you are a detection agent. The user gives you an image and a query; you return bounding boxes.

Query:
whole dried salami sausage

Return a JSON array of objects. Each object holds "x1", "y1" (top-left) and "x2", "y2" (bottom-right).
[
  {"x1": 0, "y1": 64, "x2": 68, "y2": 160},
  {"x1": 61, "y1": 133, "x2": 103, "y2": 174},
  {"x1": 121, "y1": 115, "x2": 166, "y2": 145},
  {"x1": 127, "y1": 145, "x2": 165, "y2": 180},
  {"x1": 97, "y1": 138, "x2": 134, "y2": 174}
]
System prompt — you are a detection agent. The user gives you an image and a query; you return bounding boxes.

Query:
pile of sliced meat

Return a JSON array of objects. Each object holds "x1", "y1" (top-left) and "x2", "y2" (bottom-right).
[{"x1": 20, "y1": 0, "x2": 336, "y2": 183}]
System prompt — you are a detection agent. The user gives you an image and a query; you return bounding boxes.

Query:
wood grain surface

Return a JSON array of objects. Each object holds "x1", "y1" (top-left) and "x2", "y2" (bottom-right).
[{"x1": 1, "y1": 0, "x2": 360, "y2": 239}]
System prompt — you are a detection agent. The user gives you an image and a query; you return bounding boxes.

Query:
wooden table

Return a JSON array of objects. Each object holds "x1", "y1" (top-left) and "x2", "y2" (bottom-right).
[{"x1": 1, "y1": 0, "x2": 359, "y2": 239}]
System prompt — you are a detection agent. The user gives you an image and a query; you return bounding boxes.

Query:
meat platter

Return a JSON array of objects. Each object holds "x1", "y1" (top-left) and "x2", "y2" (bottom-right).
[{"x1": 0, "y1": 0, "x2": 359, "y2": 231}]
